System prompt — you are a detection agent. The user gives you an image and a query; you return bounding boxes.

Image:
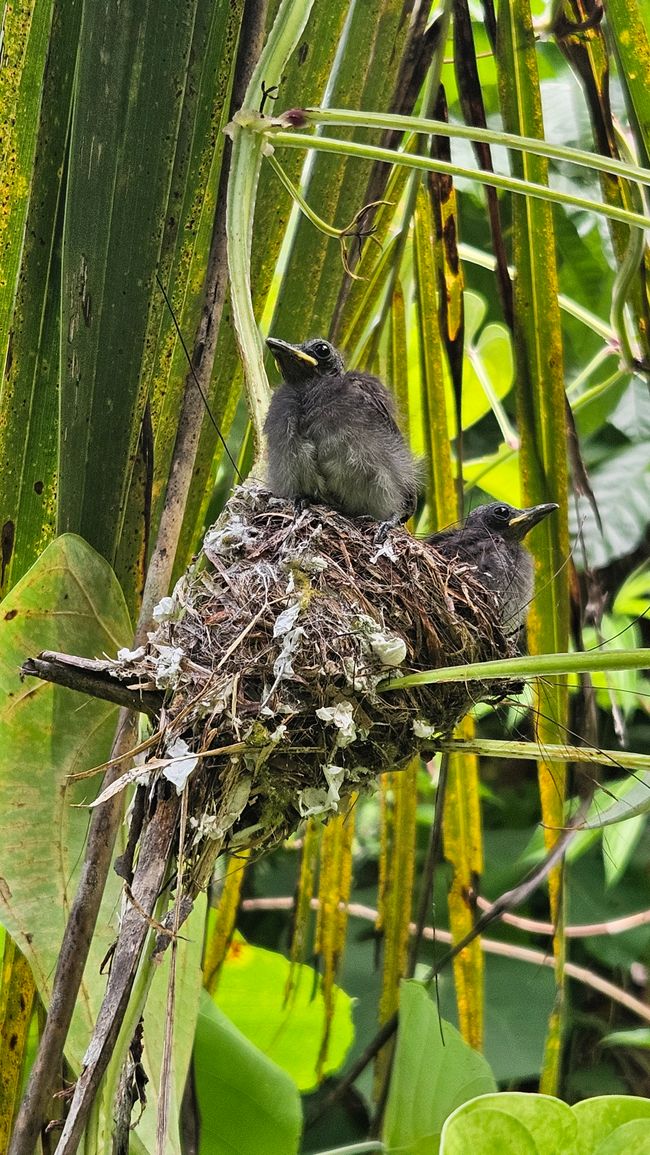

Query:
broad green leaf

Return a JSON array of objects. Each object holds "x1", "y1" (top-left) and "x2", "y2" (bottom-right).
[
  {"x1": 0, "y1": 0, "x2": 54, "y2": 364},
  {"x1": 414, "y1": 183, "x2": 456, "y2": 528},
  {"x1": 608, "y1": 378, "x2": 650, "y2": 445},
  {"x1": 0, "y1": 534, "x2": 131, "y2": 1065},
  {"x1": 213, "y1": 935, "x2": 354, "y2": 1091},
  {"x1": 194, "y1": 990, "x2": 302, "y2": 1155},
  {"x1": 602, "y1": 815, "x2": 646, "y2": 888},
  {"x1": 0, "y1": 934, "x2": 36, "y2": 1149},
  {"x1": 481, "y1": 955, "x2": 555, "y2": 1084},
  {"x1": 147, "y1": 0, "x2": 245, "y2": 555},
  {"x1": 441, "y1": 1093, "x2": 576, "y2": 1155},
  {"x1": 441, "y1": 1108, "x2": 538, "y2": 1155},
  {"x1": 0, "y1": 0, "x2": 80, "y2": 596},
  {"x1": 464, "y1": 445, "x2": 521, "y2": 505},
  {"x1": 571, "y1": 1095, "x2": 650, "y2": 1155},
  {"x1": 579, "y1": 612, "x2": 647, "y2": 718},
  {"x1": 59, "y1": 1, "x2": 201, "y2": 569},
  {"x1": 463, "y1": 318, "x2": 514, "y2": 433},
  {"x1": 582, "y1": 771, "x2": 650, "y2": 831},
  {"x1": 568, "y1": 443, "x2": 650, "y2": 569},
  {"x1": 595, "y1": 1119, "x2": 650, "y2": 1154},
  {"x1": 604, "y1": 0, "x2": 650, "y2": 168},
  {"x1": 443, "y1": 720, "x2": 484, "y2": 1052},
  {"x1": 383, "y1": 982, "x2": 496, "y2": 1153},
  {"x1": 613, "y1": 563, "x2": 650, "y2": 617}
]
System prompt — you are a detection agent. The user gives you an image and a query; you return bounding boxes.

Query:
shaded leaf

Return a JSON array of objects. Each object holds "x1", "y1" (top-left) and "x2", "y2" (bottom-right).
[
  {"x1": 194, "y1": 990, "x2": 302, "y2": 1155},
  {"x1": 569, "y1": 443, "x2": 650, "y2": 569},
  {"x1": 383, "y1": 982, "x2": 496, "y2": 1153}
]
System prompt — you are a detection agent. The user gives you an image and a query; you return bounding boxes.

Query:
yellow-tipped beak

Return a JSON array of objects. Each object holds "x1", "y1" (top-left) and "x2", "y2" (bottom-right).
[
  {"x1": 508, "y1": 503, "x2": 559, "y2": 532},
  {"x1": 266, "y1": 337, "x2": 318, "y2": 368}
]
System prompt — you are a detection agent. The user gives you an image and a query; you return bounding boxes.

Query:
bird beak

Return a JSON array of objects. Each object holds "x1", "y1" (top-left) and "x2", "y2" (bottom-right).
[
  {"x1": 508, "y1": 502, "x2": 559, "y2": 538},
  {"x1": 266, "y1": 337, "x2": 318, "y2": 375}
]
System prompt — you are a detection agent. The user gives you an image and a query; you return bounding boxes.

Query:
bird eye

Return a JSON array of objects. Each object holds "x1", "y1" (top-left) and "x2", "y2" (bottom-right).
[
  {"x1": 493, "y1": 505, "x2": 511, "y2": 521},
  {"x1": 311, "y1": 342, "x2": 331, "y2": 360}
]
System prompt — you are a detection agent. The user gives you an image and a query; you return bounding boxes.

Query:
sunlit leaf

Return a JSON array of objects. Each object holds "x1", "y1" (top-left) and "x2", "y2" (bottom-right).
[
  {"x1": 0, "y1": 534, "x2": 131, "y2": 1065},
  {"x1": 213, "y1": 935, "x2": 354, "y2": 1091}
]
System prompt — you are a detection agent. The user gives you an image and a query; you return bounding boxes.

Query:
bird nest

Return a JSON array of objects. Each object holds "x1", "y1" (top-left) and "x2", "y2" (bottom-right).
[{"x1": 104, "y1": 482, "x2": 518, "y2": 874}]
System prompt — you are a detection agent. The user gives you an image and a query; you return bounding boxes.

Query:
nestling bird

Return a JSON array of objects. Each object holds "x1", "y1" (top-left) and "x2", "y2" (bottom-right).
[
  {"x1": 427, "y1": 501, "x2": 559, "y2": 636},
  {"x1": 264, "y1": 336, "x2": 419, "y2": 524}
]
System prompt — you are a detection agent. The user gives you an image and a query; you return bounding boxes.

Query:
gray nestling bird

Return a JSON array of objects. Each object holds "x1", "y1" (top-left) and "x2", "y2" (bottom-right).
[
  {"x1": 427, "y1": 501, "x2": 559, "y2": 635},
  {"x1": 264, "y1": 336, "x2": 419, "y2": 524}
]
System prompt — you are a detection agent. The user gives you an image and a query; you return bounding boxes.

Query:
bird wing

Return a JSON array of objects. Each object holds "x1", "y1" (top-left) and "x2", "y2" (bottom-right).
[{"x1": 346, "y1": 373, "x2": 403, "y2": 435}]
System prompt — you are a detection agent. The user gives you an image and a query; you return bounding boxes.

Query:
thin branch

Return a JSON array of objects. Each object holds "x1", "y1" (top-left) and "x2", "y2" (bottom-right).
[
  {"x1": 241, "y1": 896, "x2": 650, "y2": 1024},
  {"x1": 21, "y1": 653, "x2": 162, "y2": 718},
  {"x1": 473, "y1": 897, "x2": 650, "y2": 939}
]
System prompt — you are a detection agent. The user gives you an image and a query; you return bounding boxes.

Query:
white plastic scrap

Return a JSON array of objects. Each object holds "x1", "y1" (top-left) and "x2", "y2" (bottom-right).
[
  {"x1": 291, "y1": 552, "x2": 329, "y2": 575},
  {"x1": 369, "y1": 537, "x2": 398, "y2": 564},
  {"x1": 152, "y1": 595, "x2": 184, "y2": 624},
  {"x1": 116, "y1": 645, "x2": 146, "y2": 663},
  {"x1": 152, "y1": 644, "x2": 185, "y2": 689},
  {"x1": 203, "y1": 516, "x2": 257, "y2": 557},
  {"x1": 272, "y1": 601, "x2": 305, "y2": 681},
  {"x1": 273, "y1": 602, "x2": 302, "y2": 637},
  {"x1": 298, "y1": 763, "x2": 346, "y2": 818},
  {"x1": 162, "y1": 738, "x2": 198, "y2": 793},
  {"x1": 316, "y1": 701, "x2": 357, "y2": 747},
  {"x1": 189, "y1": 775, "x2": 252, "y2": 841},
  {"x1": 273, "y1": 627, "x2": 305, "y2": 680},
  {"x1": 341, "y1": 657, "x2": 376, "y2": 693},
  {"x1": 412, "y1": 719, "x2": 438, "y2": 740},
  {"x1": 298, "y1": 788, "x2": 329, "y2": 818},
  {"x1": 369, "y1": 631, "x2": 406, "y2": 667},
  {"x1": 352, "y1": 613, "x2": 406, "y2": 668}
]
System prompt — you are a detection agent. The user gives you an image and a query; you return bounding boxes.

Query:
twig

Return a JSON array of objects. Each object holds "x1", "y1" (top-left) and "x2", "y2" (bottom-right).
[
  {"x1": 240, "y1": 896, "x2": 650, "y2": 1024},
  {"x1": 54, "y1": 795, "x2": 181, "y2": 1154},
  {"x1": 21, "y1": 653, "x2": 162, "y2": 718}
]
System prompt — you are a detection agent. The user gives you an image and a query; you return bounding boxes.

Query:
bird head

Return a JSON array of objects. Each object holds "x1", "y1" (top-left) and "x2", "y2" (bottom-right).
[
  {"x1": 469, "y1": 501, "x2": 559, "y2": 541},
  {"x1": 266, "y1": 336, "x2": 344, "y2": 383}
]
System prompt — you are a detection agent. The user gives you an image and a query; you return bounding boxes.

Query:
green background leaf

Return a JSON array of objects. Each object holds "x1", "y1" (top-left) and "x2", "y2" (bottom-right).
[{"x1": 193, "y1": 990, "x2": 302, "y2": 1155}]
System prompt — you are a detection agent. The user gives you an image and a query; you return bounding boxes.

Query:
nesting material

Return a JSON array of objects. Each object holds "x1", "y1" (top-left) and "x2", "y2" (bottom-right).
[{"x1": 105, "y1": 483, "x2": 518, "y2": 868}]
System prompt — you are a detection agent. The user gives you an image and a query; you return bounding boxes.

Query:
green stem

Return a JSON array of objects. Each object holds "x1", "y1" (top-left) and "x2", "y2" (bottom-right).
[
  {"x1": 380, "y1": 648, "x2": 650, "y2": 689},
  {"x1": 566, "y1": 346, "x2": 618, "y2": 396},
  {"x1": 432, "y1": 737, "x2": 650, "y2": 770},
  {"x1": 610, "y1": 224, "x2": 646, "y2": 370},
  {"x1": 266, "y1": 153, "x2": 341, "y2": 237},
  {"x1": 271, "y1": 132, "x2": 650, "y2": 231},
  {"x1": 297, "y1": 107, "x2": 650, "y2": 188},
  {"x1": 226, "y1": 0, "x2": 316, "y2": 463}
]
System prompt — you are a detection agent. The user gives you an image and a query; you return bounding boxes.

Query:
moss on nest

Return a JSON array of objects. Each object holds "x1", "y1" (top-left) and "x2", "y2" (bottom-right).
[{"x1": 107, "y1": 483, "x2": 518, "y2": 876}]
